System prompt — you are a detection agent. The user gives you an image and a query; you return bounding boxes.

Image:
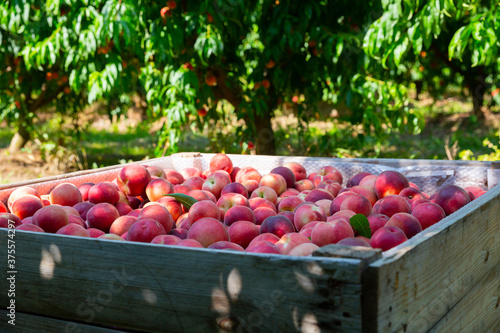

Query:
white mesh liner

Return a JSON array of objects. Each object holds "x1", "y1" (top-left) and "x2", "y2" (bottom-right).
[{"x1": 0, "y1": 153, "x2": 494, "y2": 204}]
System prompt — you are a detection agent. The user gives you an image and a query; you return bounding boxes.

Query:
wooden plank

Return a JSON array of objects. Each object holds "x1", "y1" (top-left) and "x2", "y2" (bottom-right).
[
  {"x1": 0, "y1": 310, "x2": 125, "y2": 333},
  {"x1": 362, "y1": 183, "x2": 500, "y2": 332},
  {"x1": 0, "y1": 230, "x2": 365, "y2": 332},
  {"x1": 427, "y1": 266, "x2": 500, "y2": 333}
]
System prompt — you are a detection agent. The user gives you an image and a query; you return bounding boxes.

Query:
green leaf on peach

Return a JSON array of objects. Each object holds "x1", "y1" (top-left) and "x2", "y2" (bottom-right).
[
  {"x1": 164, "y1": 193, "x2": 198, "y2": 210},
  {"x1": 349, "y1": 214, "x2": 371, "y2": 238}
]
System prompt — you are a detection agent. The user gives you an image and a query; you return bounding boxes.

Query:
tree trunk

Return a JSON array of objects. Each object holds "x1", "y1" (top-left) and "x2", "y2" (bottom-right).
[
  {"x1": 8, "y1": 108, "x2": 31, "y2": 153},
  {"x1": 254, "y1": 108, "x2": 276, "y2": 156},
  {"x1": 465, "y1": 67, "x2": 486, "y2": 119}
]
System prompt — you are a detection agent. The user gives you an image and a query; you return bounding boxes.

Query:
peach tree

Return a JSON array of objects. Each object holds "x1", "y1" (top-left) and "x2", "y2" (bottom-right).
[{"x1": 1, "y1": 0, "x2": 418, "y2": 156}]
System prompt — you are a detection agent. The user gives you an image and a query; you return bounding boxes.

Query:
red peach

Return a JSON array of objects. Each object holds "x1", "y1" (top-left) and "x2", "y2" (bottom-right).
[
  {"x1": 464, "y1": 186, "x2": 486, "y2": 200},
  {"x1": 254, "y1": 207, "x2": 277, "y2": 225},
  {"x1": 259, "y1": 173, "x2": 287, "y2": 196},
  {"x1": 163, "y1": 169, "x2": 185, "y2": 185},
  {"x1": 0, "y1": 201, "x2": 6, "y2": 213},
  {"x1": 98, "y1": 234, "x2": 126, "y2": 241},
  {"x1": 328, "y1": 210, "x2": 356, "y2": 223},
  {"x1": 217, "y1": 193, "x2": 249, "y2": 217},
  {"x1": 367, "y1": 213, "x2": 390, "y2": 234},
  {"x1": 32, "y1": 205, "x2": 69, "y2": 233},
  {"x1": 78, "y1": 182, "x2": 95, "y2": 201},
  {"x1": 370, "y1": 226, "x2": 408, "y2": 251},
  {"x1": 270, "y1": 166, "x2": 296, "y2": 188},
  {"x1": 0, "y1": 213, "x2": 22, "y2": 228},
  {"x1": 173, "y1": 184, "x2": 191, "y2": 195},
  {"x1": 374, "y1": 171, "x2": 409, "y2": 198},
  {"x1": 176, "y1": 239, "x2": 204, "y2": 248},
  {"x1": 180, "y1": 167, "x2": 203, "y2": 179},
  {"x1": 110, "y1": 216, "x2": 137, "y2": 236},
  {"x1": 246, "y1": 240, "x2": 282, "y2": 254},
  {"x1": 87, "y1": 228, "x2": 106, "y2": 238},
  {"x1": 410, "y1": 198, "x2": 430, "y2": 211},
  {"x1": 16, "y1": 224, "x2": 44, "y2": 232},
  {"x1": 56, "y1": 224, "x2": 90, "y2": 237},
  {"x1": 230, "y1": 166, "x2": 241, "y2": 182},
  {"x1": 183, "y1": 176, "x2": 205, "y2": 190},
  {"x1": 275, "y1": 233, "x2": 311, "y2": 254},
  {"x1": 411, "y1": 202, "x2": 446, "y2": 230},
  {"x1": 209, "y1": 153, "x2": 233, "y2": 174},
  {"x1": 126, "y1": 218, "x2": 167, "y2": 242},
  {"x1": 399, "y1": 187, "x2": 427, "y2": 204},
  {"x1": 186, "y1": 189, "x2": 212, "y2": 202},
  {"x1": 346, "y1": 172, "x2": 372, "y2": 187},
  {"x1": 283, "y1": 162, "x2": 307, "y2": 181},
  {"x1": 386, "y1": 212, "x2": 422, "y2": 239},
  {"x1": 49, "y1": 183, "x2": 82, "y2": 206},
  {"x1": 235, "y1": 166, "x2": 262, "y2": 183},
  {"x1": 156, "y1": 196, "x2": 183, "y2": 221},
  {"x1": 208, "y1": 241, "x2": 244, "y2": 251},
  {"x1": 228, "y1": 221, "x2": 260, "y2": 248},
  {"x1": 86, "y1": 203, "x2": 120, "y2": 232},
  {"x1": 138, "y1": 204, "x2": 174, "y2": 234},
  {"x1": 127, "y1": 209, "x2": 142, "y2": 217},
  {"x1": 117, "y1": 164, "x2": 152, "y2": 196},
  {"x1": 316, "y1": 181, "x2": 342, "y2": 197},
  {"x1": 315, "y1": 199, "x2": 333, "y2": 217},
  {"x1": 151, "y1": 234, "x2": 181, "y2": 245},
  {"x1": 202, "y1": 172, "x2": 231, "y2": 199},
  {"x1": 294, "y1": 202, "x2": 327, "y2": 231},
  {"x1": 260, "y1": 215, "x2": 295, "y2": 238},
  {"x1": 224, "y1": 205, "x2": 255, "y2": 226},
  {"x1": 187, "y1": 217, "x2": 229, "y2": 247},
  {"x1": 311, "y1": 220, "x2": 354, "y2": 247},
  {"x1": 339, "y1": 193, "x2": 372, "y2": 216},
  {"x1": 241, "y1": 180, "x2": 260, "y2": 194},
  {"x1": 188, "y1": 200, "x2": 221, "y2": 225},
  {"x1": 68, "y1": 214, "x2": 86, "y2": 228},
  {"x1": 304, "y1": 189, "x2": 334, "y2": 203},
  {"x1": 8, "y1": 186, "x2": 40, "y2": 210},
  {"x1": 278, "y1": 196, "x2": 305, "y2": 212},
  {"x1": 329, "y1": 191, "x2": 356, "y2": 215},
  {"x1": 221, "y1": 182, "x2": 248, "y2": 198},
  {"x1": 293, "y1": 179, "x2": 315, "y2": 192},
  {"x1": 127, "y1": 196, "x2": 142, "y2": 209},
  {"x1": 21, "y1": 217, "x2": 33, "y2": 224},
  {"x1": 279, "y1": 188, "x2": 300, "y2": 198},
  {"x1": 288, "y1": 243, "x2": 319, "y2": 256},
  {"x1": 146, "y1": 165, "x2": 166, "y2": 178},
  {"x1": 349, "y1": 185, "x2": 378, "y2": 206},
  {"x1": 358, "y1": 174, "x2": 378, "y2": 189},
  {"x1": 433, "y1": 185, "x2": 471, "y2": 216},
  {"x1": 314, "y1": 166, "x2": 343, "y2": 186},
  {"x1": 88, "y1": 182, "x2": 120, "y2": 205},
  {"x1": 145, "y1": 178, "x2": 174, "y2": 202},
  {"x1": 115, "y1": 202, "x2": 133, "y2": 216},
  {"x1": 249, "y1": 197, "x2": 277, "y2": 212},
  {"x1": 248, "y1": 233, "x2": 280, "y2": 247},
  {"x1": 10, "y1": 195, "x2": 43, "y2": 220},
  {"x1": 169, "y1": 227, "x2": 188, "y2": 239},
  {"x1": 372, "y1": 195, "x2": 411, "y2": 217},
  {"x1": 250, "y1": 186, "x2": 278, "y2": 205},
  {"x1": 337, "y1": 237, "x2": 371, "y2": 247}
]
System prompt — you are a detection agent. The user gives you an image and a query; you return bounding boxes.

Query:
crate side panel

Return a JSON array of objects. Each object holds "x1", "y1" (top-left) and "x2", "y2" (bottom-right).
[
  {"x1": 363, "y1": 185, "x2": 500, "y2": 333},
  {"x1": 0, "y1": 310, "x2": 126, "y2": 333},
  {"x1": 0, "y1": 230, "x2": 364, "y2": 333}
]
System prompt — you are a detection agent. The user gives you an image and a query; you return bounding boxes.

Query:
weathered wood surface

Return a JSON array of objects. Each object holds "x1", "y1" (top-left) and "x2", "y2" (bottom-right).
[
  {"x1": 0, "y1": 310, "x2": 126, "y2": 333},
  {"x1": 0, "y1": 230, "x2": 365, "y2": 332},
  {"x1": 363, "y1": 183, "x2": 500, "y2": 333}
]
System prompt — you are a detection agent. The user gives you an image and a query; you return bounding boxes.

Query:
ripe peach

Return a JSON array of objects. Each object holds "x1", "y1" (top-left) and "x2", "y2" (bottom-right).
[
  {"x1": 187, "y1": 217, "x2": 229, "y2": 247},
  {"x1": 49, "y1": 183, "x2": 82, "y2": 206},
  {"x1": 241, "y1": 180, "x2": 259, "y2": 194},
  {"x1": 56, "y1": 224, "x2": 90, "y2": 237},
  {"x1": 224, "y1": 205, "x2": 255, "y2": 226},
  {"x1": 411, "y1": 202, "x2": 446, "y2": 230},
  {"x1": 311, "y1": 220, "x2": 354, "y2": 247},
  {"x1": 16, "y1": 224, "x2": 44, "y2": 232},
  {"x1": 370, "y1": 226, "x2": 408, "y2": 251},
  {"x1": 279, "y1": 188, "x2": 300, "y2": 198},
  {"x1": 145, "y1": 178, "x2": 174, "y2": 202},
  {"x1": 146, "y1": 165, "x2": 166, "y2": 178},
  {"x1": 249, "y1": 197, "x2": 277, "y2": 212},
  {"x1": 128, "y1": 209, "x2": 142, "y2": 217},
  {"x1": 217, "y1": 193, "x2": 249, "y2": 217},
  {"x1": 367, "y1": 213, "x2": 390, "y2": 234},
  {"x1": 464, "y1": 186, "x2": 486, "y2": 200},
  {"x1": 180, "y1": 167, "x2": 203, "y2": 179},
  {"x1": 250, "y1": 186, "x2": 278, "y2": 205},
  {"x1": 202, "y1": 172, "x2": 231, "y2": 199},
  {"x1": 278, "y1": 196, "x2": 305, "y2": 212},
  {"x1": 304, "y1": 189, "x2": 334, "y2": 203},
  {"x1": 374, "y1": 171, "x2": 409, "y2": 198},
  {"x1": 254, "y1": 207, "x2": 277, "y2": 225},
  {"x1": 126, "y1": 218, "x2": 167, "y2": 243},
  {"x1": 117, "y1": 164, "x2": 152, "y2": 196},
  {"x1": 0, "y1": 201, "x2": 6, "y2": 213},
  {"x1": 235, "y1": 166, "x2": 262, "y2": 183},
  {"x1": 7, "y1": 186, "x2": 40, "y2": 210},
  {"x1": 10, "y1": 196, "x2": 43, "y2": 220},
  {"x1": 183, "y1": 176, "x2": 205, "y2": 190},
  {"x1": 372, "y1": 195, "x2": 411, "y2": 217},
  {"x1": 283, "y1": 162, "x2": 307, "y2": 181},
  {"x1": 209, "y1": 153, "x2": 233, "y2": 174},
  {"x1": 208, "y1": 241, "x2": 244, "y2": 251},
  {"x1": 315, "y1": 166, "x2": 343, "y2": 184},
  {"x1": 246, "y1": 240, "x2": 282, "y2": 254},
  {"x1": 316, "y1": 181, "x2": 342, "y2": 197},
  {"x1": 346, "y1": 172, "x2": 372, "y2": 187},
  {"x1": 32, "y1": 205, "x2": 69, "y2": 233},
  {"x1": 88, "y1": 182, "x2": 120, "y2": 205},
  {"x1": 221, "y1": 182, "x2": 248, "y2": 198},
  {"x1": 98, "y1": 234, "x2": 126, "y2": 241},
  {"x1": 0, "y1": 213, "x2": 22, "y2": 228},
  {"x1": 138, "y1": 204, "x2": 174, "y2": 234},
  {"x1": 176, "y1": 239, "x2": 204, "y2": 248},
  {"x1": 386, "y1": 213, "x2": 422, "y2": 239},
  {"x1": 349, "y1": 185, "x2": 377, "y2": 206},
  {"x1": 248, "y1": 233, "x2": 280, "y2": 247},
  {"x1": 164, "y1": 169, "x2": 185, "y2": 185},
  {"x1": 294, "y1": 202, "x2": 327, "y2": 231},
  {"x1": 68, "y1": 214, "x2": 86, "y2": 228},
  {"x1": 293, "y1": 179, "x2": 315, "y2": 192},
  {"x1": 433, "y1": 185, "x2": 471, "y2": 215},
  {"x1": 329, "y1": 191, "x2": 356, "y2": 215},
  {"x1": 339, "y1": 193, "x2": 372, "y2": 216},
  {"x1": 151, "y1": 234, "x2": 181, "y2": 245},
  {"x1": 259, "y1": 173, "x2": 287, "y2": 196},
  {"x1": 410, "y1": 198, "x2": 430, "y2": 211},
  {"x1": 86, "y1": 203, "x2": 120, "y2": 232},
  {"x1": 359, "y1": 174, "x2": 378, "y2": 189},
  {"x1": 270, "y1": 166, "x2": 296, "y2": 188},
  {"x1": 110, "y1": 216, "x2": 137, "y2": 236},
  {"x1": 127, "y1": 196, "x2": 142, "y2": 209},
  {"x1": 78, "y1": 182, "x2": 94, "y2": 201},
  {"x1": 315, "y1": 199, "x2": 333, "y2": 217},
  {"x1": 228, "y1": 221, "x2": 260, "y2": 248},
  {"x1": 328, "y1": 210, "x2": 356, "y2": 223},
  {"x1": 169, "y1": 227, "x2": 188, "y2": 239},
  {"x1": 156, "y1": 196, "x2": 183, "y2": 221},
  {"x1": 230, "y1": 166, "x2": 241, "y2": 182},
  {"x1": 115, "y1": 202, "x2": 133, "y2": 216},
  {"x1": 186, "y1": 189, "x2": 212, "y2": 202},
  {"x1": 260, "y1": 215, "x2": 295, "y2": 238},
  {"x1": 337, "y1": 237, "x2": 371, "y2": 247},
  {"x1": 87, "y1": 228, "x2": 106, "y2": 238},
  {"x1": 21, "y1": 217, "x2": 33, "y2": 224},
  {"x1": 399, "y1": 187, "x2": 427, "y2": 204},
  {"x1": 173, "y1": 184, "x2": 191, "y2": 195},
  {"x1": 288, "y1": 243, "x2": 319, "y2": 256},
  {"x1": 275, "y1": 233, "x2": 311, "y2": 254},
  {"x1": 188, "y1": 200, "x2": 220, "y2": 225}
]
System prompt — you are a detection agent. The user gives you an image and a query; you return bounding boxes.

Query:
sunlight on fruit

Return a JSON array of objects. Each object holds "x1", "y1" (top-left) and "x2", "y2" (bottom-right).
[{"x1": 39, "y1": 244, "x2": 61, "y2": 280}]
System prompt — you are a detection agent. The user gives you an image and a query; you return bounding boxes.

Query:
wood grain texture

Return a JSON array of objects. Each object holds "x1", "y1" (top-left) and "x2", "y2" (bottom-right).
[
  {"x1": 0, "y1": 310, "x2": 125, "y2": 333},
  {"x1": 362, "y1": 184, "x2": 500, "y2": 333},
  {"x1": 0, "y1": 230, "x2": 365, "y2": 333}
]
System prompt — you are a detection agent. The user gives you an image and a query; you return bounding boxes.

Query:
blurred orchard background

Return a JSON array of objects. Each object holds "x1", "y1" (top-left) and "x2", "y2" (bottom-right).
[{"x1": 1, "y1": 0, "x2": 500, "y2": 183}]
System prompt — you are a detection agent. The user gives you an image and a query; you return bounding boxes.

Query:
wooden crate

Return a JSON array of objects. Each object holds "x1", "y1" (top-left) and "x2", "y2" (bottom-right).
[{"x1": 0, "y1": 155, "x2": 499, "y2": 332}]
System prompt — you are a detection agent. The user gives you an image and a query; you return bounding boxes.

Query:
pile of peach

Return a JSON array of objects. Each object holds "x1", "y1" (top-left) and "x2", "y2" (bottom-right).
[{"x1": 0, "y1": 154, "x2": 487, "y2": 254}]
